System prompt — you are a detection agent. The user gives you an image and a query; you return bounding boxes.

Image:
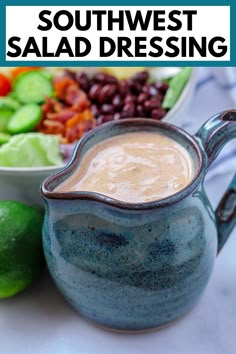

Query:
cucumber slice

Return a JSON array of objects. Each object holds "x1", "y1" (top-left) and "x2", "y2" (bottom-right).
[
  {"x1": 7, "y1": 104, "x2": 42, "y2": 134},
  {"x1": 0, "y1": 109, "x2": 14, "y2": 132},
  {"x1": 13, "y1": 71, "x2": 54, "y2": 104},
  {"x1": 39, "y1": 70, "x2": 54, "y2": 81},
  {"x1": 7, "y1": 92, "x2": 18, "y2": 100},
  {"x1": 0, "y1": 132, "x2": 10, "y2": 145},
  {"x1": 0, "y1": 97, "x2": 21, "y2": 111}
]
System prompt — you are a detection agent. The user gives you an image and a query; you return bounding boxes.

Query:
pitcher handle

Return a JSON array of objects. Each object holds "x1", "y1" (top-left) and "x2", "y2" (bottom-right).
[{"x1": 195, "y1": 110, "x2": 236, "y2": 254}]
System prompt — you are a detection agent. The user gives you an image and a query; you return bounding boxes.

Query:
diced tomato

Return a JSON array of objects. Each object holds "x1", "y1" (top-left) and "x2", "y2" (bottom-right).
[
  {"x1": 11, "y1": 67, "x2": 41, "y2": 79},
  {"x1": 0, "y1": 73, "x2": 11, "y2": 96}
]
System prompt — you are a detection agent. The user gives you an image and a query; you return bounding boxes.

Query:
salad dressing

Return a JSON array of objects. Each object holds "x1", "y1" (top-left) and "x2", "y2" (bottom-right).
[{"x1": 56, "y1": 131, "x2": 194, "y2": 203}]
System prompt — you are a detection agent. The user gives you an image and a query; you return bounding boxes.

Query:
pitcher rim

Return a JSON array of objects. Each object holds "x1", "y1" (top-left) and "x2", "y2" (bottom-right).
[{"x1": 41, "y1": 118, "x2": 205, "y2": 210}]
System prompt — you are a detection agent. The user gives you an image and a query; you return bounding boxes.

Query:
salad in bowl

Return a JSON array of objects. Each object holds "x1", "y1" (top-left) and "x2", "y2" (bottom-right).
[{"x1": 0, "y1": 66, "x2": 195, "y2": 206}]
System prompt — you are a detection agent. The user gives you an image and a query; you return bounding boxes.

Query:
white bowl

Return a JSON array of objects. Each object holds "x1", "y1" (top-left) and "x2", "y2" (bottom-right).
[
  {"x1": 0, "y1": 68, "x2": 196, "y2": 206},
  {"x1": 0, "y1": 165, "x2": 63, "y2": 207}
]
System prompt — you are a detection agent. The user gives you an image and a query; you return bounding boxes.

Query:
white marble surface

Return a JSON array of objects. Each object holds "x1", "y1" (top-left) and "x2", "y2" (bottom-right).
[{"x1": 0, "y1": 68, "x2": 236, "y2": 354}]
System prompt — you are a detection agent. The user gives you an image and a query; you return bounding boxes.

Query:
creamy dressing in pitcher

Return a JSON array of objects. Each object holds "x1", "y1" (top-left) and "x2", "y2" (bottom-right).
[{"x1": 56, "y1": 132, "x2": 194, "y2": 203}]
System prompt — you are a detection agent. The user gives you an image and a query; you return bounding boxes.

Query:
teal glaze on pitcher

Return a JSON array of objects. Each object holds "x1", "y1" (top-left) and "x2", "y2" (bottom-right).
[{"x1": 41, "y1": 111, "x2": 236, "y2": 332}]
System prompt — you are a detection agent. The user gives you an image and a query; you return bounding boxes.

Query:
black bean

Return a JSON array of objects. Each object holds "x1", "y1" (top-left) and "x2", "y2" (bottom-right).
[
  {"x1": 149, "y1": 85, "x2": 158, "y2": 97},
  {"x1": 94, "y1": 73, "x2": 117, "y2": 84},
  {"x1": 153, "y1": 82, "x2": 169, "y2": 94},
  {"x1": 113, "y1": 112, "x2": 121, "y2": 120},
  {"x1": 136, "y1": 105, "x2": 146, "y2": 117},
  {"x1": 97, "y1": 114, "x2": 114, "y2": 125},
  {"x1": 132, "y1": 71, "x2": 149, "y2": 83},
  {"x1": 151, "y1": 108, "x2": 166, "y2": 120},
  {"x1": 129, "y1": 80, "x2": 142, "y2": 94},
  {"x1": 75, "y1": 70, "x2": 169, "y2": 126},
  {"x1": 112, "y1": 94, "x2": 123, "y2": 109},
  {"x1": 101, "y1": 104, "x2": 114, "y2": 114},
  {"x1": 119, "y1": 80, "x2": 130, "y2": 96},
  {"x1": 89, "y1": 83, "x2": 102, "y2": 101},
  {"x1": 75, "y1": 72, "x2": 90, "y2": 92},
  {"x1": 91, "y1": 104, "x2": 100, "y2": 117},
  {"x1": 156, "y1": 94, "x2": 164, "y2": 102},
  {"x1": 142, "y1": 84, "x2": 150, "y2": 94},
  {"x1": 124, "y1": 94, "x2": 136, "y2": 104},
  {"x1": 98, "y1": 84, "x2": 117, "y2": 104},
  {"x1": 121, "y1": 102, "x2": 136, "y2": 118},
  {"x1": 137, "y1": 92, "x2": 149, "y2": 104},
  {"x1": 144, "y1": 99, "x2": 161, "y2": 111}
]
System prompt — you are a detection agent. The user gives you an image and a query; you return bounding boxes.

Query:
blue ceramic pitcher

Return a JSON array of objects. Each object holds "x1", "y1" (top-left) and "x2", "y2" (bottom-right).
[{"x1": 41, "y1": 111, "x2": 236, "y2": 332}]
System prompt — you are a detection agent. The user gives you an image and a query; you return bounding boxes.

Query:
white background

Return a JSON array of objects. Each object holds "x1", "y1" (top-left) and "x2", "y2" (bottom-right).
[{"x1": 6, "y1": 6, "x2": 230, "y2": 61}]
